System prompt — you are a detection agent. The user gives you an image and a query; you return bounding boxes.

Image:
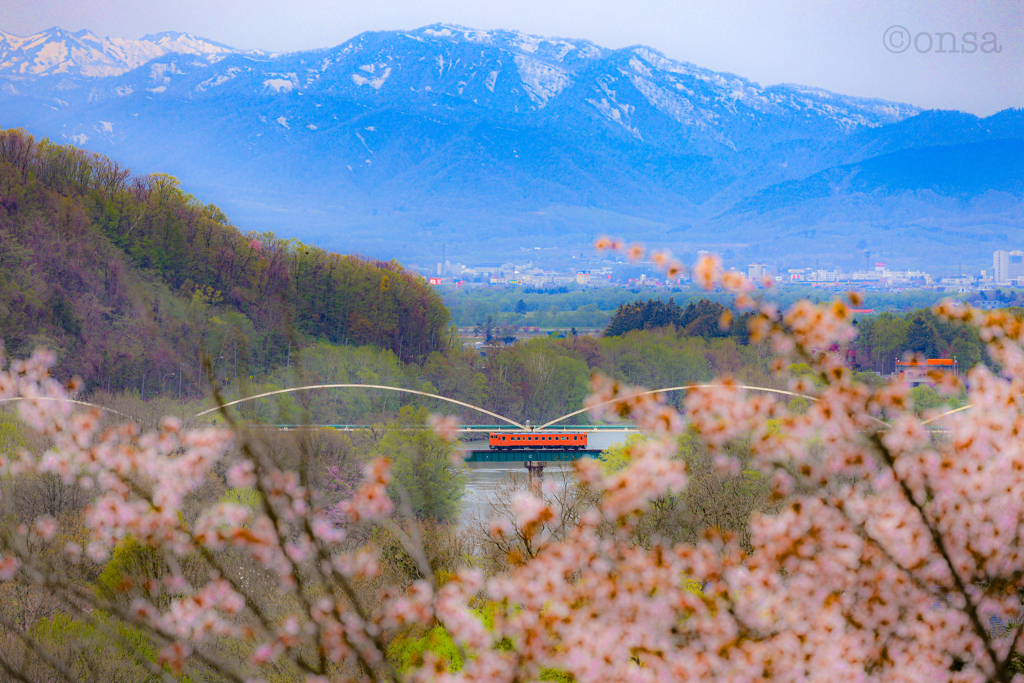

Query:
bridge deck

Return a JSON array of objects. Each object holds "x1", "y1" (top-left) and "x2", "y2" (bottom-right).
[{"x1": 465, "y1": 449, "x2": 602, "y2": 463}]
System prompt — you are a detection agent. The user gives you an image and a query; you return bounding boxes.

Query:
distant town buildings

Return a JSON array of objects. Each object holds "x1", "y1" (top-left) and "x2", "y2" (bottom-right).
[
  {"x1": 424, "y1": 261, "x2": 618, "y2": 288},
  {"x1": 780, "y1": 264, "x2": 931, "y2": 286},
  {"x1": 785, "y1": 268, "x2": 840, "y2": 283},
  {"x1": 416, "y1": 249, "x2": 1024, "y2": 295}
]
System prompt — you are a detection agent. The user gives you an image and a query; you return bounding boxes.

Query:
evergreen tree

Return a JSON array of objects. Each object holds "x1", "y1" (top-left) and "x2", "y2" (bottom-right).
[
  {"x1": 906, "y1": 315, "x2": 942, "y2": 357},
  {"x1": 604, "y1": 298, "x2": 732, "y2": 341}
]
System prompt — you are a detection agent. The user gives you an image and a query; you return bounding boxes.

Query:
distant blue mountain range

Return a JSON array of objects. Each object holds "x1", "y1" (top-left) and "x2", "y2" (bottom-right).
[{"x1": 0, "y1": 24, "x2": 1021, "y2": 271}]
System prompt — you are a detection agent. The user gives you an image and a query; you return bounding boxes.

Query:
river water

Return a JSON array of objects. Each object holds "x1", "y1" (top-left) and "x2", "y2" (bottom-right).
[
  {"x1": 460, "y1": 464, "x2": 524, "y2": 525},
  {"x1": 459, "y1": 463, "x2": 572, "y2": 526}
]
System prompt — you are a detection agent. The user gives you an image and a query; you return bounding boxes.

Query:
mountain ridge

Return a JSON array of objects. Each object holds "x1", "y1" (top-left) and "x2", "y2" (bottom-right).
[
  {"x1": 0, "y1": 23, "x2": 1019, "y2": 270},
  {"x1": 0, "y1": 26, "x2": 262, "y2": 78}
]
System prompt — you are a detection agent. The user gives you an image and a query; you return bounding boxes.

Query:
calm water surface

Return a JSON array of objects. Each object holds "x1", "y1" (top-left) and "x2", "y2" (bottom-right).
[{"x1": 460, "y1": 463, "x2": 569, "y2": 525}]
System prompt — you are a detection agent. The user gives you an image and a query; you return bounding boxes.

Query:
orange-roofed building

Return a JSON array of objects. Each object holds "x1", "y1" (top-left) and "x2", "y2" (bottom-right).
[{"x1": 896, "y1": 358, "x2": 958, "y2": 387}]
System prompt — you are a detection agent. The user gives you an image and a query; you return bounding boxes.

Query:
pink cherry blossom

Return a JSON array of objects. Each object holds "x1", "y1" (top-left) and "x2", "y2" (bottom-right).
[{"x1": 3, "y1": 257, "x2": 1024, "y2": 682}]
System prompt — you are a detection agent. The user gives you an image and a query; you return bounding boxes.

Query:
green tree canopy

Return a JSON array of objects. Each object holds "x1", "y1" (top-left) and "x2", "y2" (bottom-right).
[
  {"x1": 374, "y1": 406, "x2": 467, "y2": 522},
  {"x1": 604, "y1": 298, "x2": 736, "y2": 339}
]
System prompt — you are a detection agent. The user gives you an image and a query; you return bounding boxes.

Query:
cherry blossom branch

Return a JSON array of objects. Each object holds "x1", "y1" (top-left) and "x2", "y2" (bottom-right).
[{"x1": 868, "y1": 432, "x2": 1006, "y2": 680}]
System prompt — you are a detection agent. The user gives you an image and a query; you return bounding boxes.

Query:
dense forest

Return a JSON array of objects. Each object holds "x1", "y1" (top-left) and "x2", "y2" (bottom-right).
[
  {"x1": 0, "y1": 128, "x2": 450, "y2": 393},
  {"x1": 603, "y1": 297, "x2": 751, "y2": 339}
]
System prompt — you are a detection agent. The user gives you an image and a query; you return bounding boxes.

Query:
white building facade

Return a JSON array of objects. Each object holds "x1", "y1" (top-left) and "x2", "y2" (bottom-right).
[{"x1": 994, "y1": 250, "x2": 1024, "y2": 284}]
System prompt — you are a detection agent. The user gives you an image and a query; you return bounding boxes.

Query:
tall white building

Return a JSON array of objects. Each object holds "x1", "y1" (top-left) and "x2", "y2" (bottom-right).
[
  {"x1": 994, "y1": 250, "x2": 1024, "y2": 284},
  {"x1": 748, "y1": 263, "x2": 770, "y2": 281}
]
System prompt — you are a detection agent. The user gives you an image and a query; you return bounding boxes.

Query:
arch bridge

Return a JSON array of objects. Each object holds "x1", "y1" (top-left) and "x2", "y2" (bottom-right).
[
  {"x1": 4, "y1": 382, "x2": 970, "y2": 436},
  {"x1": 194, "y1": 382, "x2": 825, "y2": 431}
]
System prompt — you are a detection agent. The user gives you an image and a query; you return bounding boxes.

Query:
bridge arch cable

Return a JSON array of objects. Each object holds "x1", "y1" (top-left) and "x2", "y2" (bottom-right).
[
  {"x1": 918, "y1": 399, "x2": 1024, "y2": 427},
  {"x1": 537, "y1": 384, "x2": 889, "y2": 430},
  {"x1": 193, "y1": 384, "x2": 527, "y2": 430},
  {"x1": 920, "y1": 403, "x2": 975, "y2": 426},
  {"x1": 0, "y1": 396, "x2": 136, "y2": 420}
]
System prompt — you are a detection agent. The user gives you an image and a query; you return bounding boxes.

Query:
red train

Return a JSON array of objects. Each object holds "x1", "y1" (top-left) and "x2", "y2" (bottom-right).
[{"x1": 489, "y1": 432, "x2": 588, "y2": 450}]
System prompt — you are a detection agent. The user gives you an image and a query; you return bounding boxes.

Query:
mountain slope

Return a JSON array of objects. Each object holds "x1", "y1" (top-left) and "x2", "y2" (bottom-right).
[
  {"x1": 0, "y1": 23, "x2": 1019, "y2": 269},
  {"x1": 0, "y1": 129, "x2": 449, "y2": 389},
  {"x1": 732, "y1": 138, "x2": 1024, "y2": 214}
]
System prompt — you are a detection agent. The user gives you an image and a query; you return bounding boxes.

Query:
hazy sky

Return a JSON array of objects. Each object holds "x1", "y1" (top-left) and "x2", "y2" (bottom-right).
[{"x1": 4, "y1": 0, "x2": 1021, "y2": 115}]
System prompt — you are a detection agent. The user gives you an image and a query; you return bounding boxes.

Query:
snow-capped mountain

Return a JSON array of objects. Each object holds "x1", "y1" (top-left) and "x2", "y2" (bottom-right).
[
  {"x1": 0, "y1": 27, "x2": 251, "y2": 78},
  {"x1": 0, "y1": 23, "x2": 917, "y2": 149},
  {"x1": 0, "y1": 23, "x2": 1020, "y2": 269}
]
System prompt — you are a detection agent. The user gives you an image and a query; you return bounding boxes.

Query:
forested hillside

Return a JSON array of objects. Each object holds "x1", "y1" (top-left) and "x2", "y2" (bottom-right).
[{"x1": 0, "y1": 128, "x2": 449, "y2": 392}]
